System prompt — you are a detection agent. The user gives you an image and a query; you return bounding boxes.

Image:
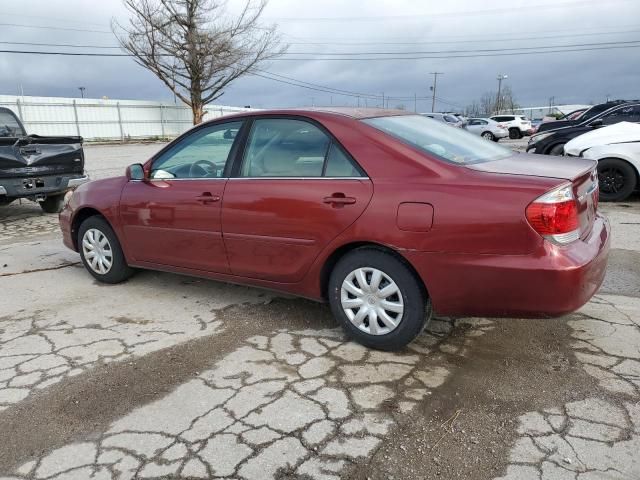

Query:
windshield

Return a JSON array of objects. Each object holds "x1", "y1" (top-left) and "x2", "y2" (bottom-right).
[
  {"x1": 0, "y1": 111, "x2": 25, "y2": 137},
  {"x1": 363, "y1": 115, "x2": 512, "y2": 164}
]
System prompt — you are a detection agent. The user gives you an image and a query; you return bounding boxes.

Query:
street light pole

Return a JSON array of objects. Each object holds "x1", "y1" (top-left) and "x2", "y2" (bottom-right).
[
  {"x1": 430, "y1": 72, "x2": 443, "y2": 112},
  {"x1": 78, "y1": 86, "x2": 86, "y2": 99},
  {"x1": 496, "y1": 74, "x2": 508, "y2": 114}
]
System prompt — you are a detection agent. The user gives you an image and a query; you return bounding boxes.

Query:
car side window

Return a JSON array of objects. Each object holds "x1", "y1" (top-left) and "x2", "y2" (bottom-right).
[
  {"x1": 0, "y1": 111, "x2": 25, "y2": 137},
  {"x1": 479, "y1": 120, "x2": 488, "y2": 125},
  {"x1": 602, "y1": 105, "x2": 640, "y2": 124},
  {"x1": 324, "y1": 143, "x2": 364, "y2": 177},
  {"x1": 150, "y1": 121, "x2": 242, "y2": 179},
  {"x1": 239, "y1": 118, "x2": 364, "y2": 178}
]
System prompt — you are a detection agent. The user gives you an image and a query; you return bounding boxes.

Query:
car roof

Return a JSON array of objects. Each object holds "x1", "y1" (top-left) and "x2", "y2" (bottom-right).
[{"x1": 214, "y1": 107, "x2": 413, "y2": 121}]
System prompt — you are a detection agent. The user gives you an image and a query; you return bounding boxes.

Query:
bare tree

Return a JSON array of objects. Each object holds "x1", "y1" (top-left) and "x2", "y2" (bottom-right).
[
  {"x1": 113, "y1": 0, "x2": 285, "y2": 124},
  {"x1": 466, "y1": 87, "x2": 521, "y2": 117}
]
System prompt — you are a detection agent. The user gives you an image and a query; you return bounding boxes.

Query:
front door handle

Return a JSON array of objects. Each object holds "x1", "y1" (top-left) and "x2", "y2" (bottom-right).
[
  {"x1": 196, "y1": 192, "x2": 220, "y2": 204},
  {"x1": 323, "y1": 193, "x2": 356, "y2": 207}
]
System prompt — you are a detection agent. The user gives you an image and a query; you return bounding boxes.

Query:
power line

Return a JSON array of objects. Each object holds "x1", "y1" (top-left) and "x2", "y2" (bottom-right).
[
  {"x1": 0, "y1": 22, "x2": 112, "y2": 34},
  {"x1": 248, "y1": 71, "x2": 381, "y2": 100},
  {"x1": 282, "y1": 40, "x2": 640, "y2": 56},
  {"x1": 271, "y1": 43, "x2": 640, "y2": 61},
  {"x1": 251, "y1": 68, "x2": 381, "y2": 99},
  {"x1": 0, "y1": 50, "x2": 131, "y2": 57},
  {"x1": 2, "y1": 40, "x2": 638, "y2": 60},
  {"x1": 0, "y1": 41, "x2": 120, "y2": 49},
  {"x1": 284, "y1": 29, "x2": 640, "y2": 46},
  {"x1": 6, "y1": 29, "x2": 639, "y2": 52}
]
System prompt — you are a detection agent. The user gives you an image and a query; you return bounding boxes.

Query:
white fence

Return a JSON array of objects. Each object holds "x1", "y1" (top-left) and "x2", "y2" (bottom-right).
[{"x1": 0, "y1": 95, "x2": 255, "y2": 141}]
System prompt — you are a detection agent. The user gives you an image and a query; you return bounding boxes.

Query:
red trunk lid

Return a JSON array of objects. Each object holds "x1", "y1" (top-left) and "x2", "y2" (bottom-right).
[{"x1": 466, "y1": 153, "x2": 598, "y2": 238}]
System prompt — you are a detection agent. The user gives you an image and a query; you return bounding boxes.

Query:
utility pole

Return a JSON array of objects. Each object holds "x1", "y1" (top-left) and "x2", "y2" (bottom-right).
[
  {"x1": 496, "y1": 74, "x2": 508, "y2": 114},
  {"x1": 78, "y1": 86, "x2": 86, "y2": 99},
  {"x1": 430, "y1": 72, "x2": 443, "y2": 112},
  {"x1": 381, "y1": 92, "x2": 385, "y2": 109},
  {"x1": 548, "y1": 96, "x2": 555, "y2": 115}
]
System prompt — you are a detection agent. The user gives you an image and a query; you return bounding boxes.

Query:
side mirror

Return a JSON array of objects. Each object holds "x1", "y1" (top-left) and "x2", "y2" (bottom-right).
[
  {"x1": 126, "y1": 163, "x2": 145, "y2": 181},
  {"x1": 589, "y1": 119, "x2": 604, "y2": 128}
]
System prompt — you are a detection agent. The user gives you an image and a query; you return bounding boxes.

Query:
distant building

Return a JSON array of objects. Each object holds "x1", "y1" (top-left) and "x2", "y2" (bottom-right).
[{"x1": 515, "y1": 104, "x2": 592, "y2": 120}]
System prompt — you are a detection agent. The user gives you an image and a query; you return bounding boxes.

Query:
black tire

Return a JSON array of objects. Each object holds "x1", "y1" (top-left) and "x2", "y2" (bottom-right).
[
  {"x1": 78, "y1": 216, "x2": 135, "y2": 284},
  {"x1": 481, "y1": 131, "x2": 495, "y2": 141},
  {"x1": 509, "y1": 128, "x2": 522, "y2": 139},
  {"x1": 0, "y1": 197, "x2": 13, "y2": 207},
  {"x1": 597, "y1": 158, "x2": 637, "y2": 202},
  {"x1": 548, "y1": 143, "x2": 566, "y2": 156},
  {"x1": 328, "y1": 247, "x2": 431, "y2": 351},
  {"x1": 39, "y1": 194, "x2": 65, "y2": 213}
]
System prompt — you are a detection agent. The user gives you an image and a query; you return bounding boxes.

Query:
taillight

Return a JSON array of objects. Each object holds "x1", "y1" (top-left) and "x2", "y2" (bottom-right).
[
  {"x1": 526, "y1": 184, "x2": 580, "y2": 245},
  {"x1": 497, "y1": 123, "x2": 506, "y2": 128}
]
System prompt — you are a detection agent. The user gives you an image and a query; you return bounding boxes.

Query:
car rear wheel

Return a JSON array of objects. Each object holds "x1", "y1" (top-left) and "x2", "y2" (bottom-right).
[
  {"x1": 509, "y1": 128, "x2": 522, "y2": 139},
  {"x1": 328, "y1": 247, "x2": 431, "y2": 350},
  {"x1": 481, "y1": 131, "x2": 495, "y2": 141},
  {"x1": 548, "y1": 143, "x2": 566, "y2": 156},
  {"x1": 78, "y1": 216, "x2": 135, "y2": 284},
  {"x1": 597, "y1": 158, "x2": 637, "y2": 202},
  {"x1": 0, "y1": 197, "x2": 13, "y2": 207},
  {"x1": 39, "y1": 194, "x2": 65, "y2": 213}
]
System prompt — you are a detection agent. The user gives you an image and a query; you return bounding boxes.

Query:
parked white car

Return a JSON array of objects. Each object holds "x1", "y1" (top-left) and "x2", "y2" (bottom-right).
[
  {"x1": 565, "y1": 122, "x2": 640, "y2": 201},
  {"x1": 464, "y1": 118, "x2": 509, "y2": 141},
  {"x1": 489, "y1": 115, "x2": 532, "y2": 139},
  {"x1": 420, "y1": 113, "x2": 463, "y2": 128}
]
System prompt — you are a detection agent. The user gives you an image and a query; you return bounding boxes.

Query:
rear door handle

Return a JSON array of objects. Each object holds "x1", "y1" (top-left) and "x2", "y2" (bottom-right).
[
  {"x1": 196, "y1": 192, "x2": 220, "y2": 204},
  {"x1": 323, "y1": 194, "x2": 356, "y2": 206}
]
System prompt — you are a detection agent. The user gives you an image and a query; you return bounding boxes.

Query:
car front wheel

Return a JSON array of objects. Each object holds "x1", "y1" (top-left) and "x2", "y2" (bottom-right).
[
  {"x1": 598, "y1": 158, "x2": 637, "y2": 202},
  {"x1": 548, "y1": 143, "x2": 566, "y2": 156},
  {"x1": 328, "y1": 248, "x2": 431, "y2": 350},
  {"x1": 481, "y1": 131, "x2": 495, "y2": 141},
  {"x1": 78, "y1": 216, "x2": 135, "y2": 284}
]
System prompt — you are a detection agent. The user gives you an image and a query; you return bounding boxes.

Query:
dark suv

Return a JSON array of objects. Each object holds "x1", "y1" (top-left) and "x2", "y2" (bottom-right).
[{"x1": 527, "y1": 101, "x2": 640, "y2": 155}]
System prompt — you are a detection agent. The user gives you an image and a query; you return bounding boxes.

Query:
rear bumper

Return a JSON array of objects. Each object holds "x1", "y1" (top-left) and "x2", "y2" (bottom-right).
[
  {"x1": 404, "y1": 215, "x2": 610, "y2": 318},
  {"x1": 0, "y1": 173, "x2": 89, "y2": 198}
]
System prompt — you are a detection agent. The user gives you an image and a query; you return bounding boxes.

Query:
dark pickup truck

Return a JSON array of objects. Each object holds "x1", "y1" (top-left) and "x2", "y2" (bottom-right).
[{"x1": 0, "y1": 106, "x2": 88, "y2": 213}]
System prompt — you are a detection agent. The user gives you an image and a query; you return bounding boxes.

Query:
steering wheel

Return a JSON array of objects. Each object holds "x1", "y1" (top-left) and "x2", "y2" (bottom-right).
[{"x1": 188, "y1": 160, "x2": 218, "y2": 178}]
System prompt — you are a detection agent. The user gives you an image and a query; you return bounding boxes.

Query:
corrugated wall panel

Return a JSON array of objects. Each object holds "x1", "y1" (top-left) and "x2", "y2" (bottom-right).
[{"x1": 0, "y1": 95, "x2": 255, "y2": 141}]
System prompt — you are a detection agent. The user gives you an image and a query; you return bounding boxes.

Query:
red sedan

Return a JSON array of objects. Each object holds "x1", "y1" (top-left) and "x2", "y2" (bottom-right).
[{"x1": 60, "y1": 108, "x2": 609, "y2": 350}]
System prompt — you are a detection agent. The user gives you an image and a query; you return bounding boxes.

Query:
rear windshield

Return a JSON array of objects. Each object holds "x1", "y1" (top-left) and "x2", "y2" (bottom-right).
[
  {"x1": 362, "y1": 114, "x2": 512, "y2": 165},
  {"x1": 0, "y1": 110, "x2": 25, "y2": 137}
]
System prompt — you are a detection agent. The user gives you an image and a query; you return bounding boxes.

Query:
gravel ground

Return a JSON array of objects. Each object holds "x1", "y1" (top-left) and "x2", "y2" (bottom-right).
[{"x1": 0, "y1": 142, "x2": 639, "y2": 479}]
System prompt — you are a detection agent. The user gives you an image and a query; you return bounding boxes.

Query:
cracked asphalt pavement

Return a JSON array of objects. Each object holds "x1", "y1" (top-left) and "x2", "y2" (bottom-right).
[{"x1": 1, "y1": 141, "x2": 640, "y2": 479}]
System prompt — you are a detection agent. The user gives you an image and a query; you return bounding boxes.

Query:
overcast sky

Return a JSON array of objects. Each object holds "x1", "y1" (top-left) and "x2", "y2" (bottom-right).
[{"x1": 1, "y1": 0, "x2": 638, "y2": 112}]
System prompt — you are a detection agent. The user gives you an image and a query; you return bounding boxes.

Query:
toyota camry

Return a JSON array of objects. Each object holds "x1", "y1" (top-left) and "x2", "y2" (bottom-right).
[{"x1": 60, "y1": 108, "x2": 609, "y2": 350}]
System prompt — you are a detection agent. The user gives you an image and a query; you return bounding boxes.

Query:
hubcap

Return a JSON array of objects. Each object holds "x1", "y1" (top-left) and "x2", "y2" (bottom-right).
[
  {"x1": 82, "y1": 229, "x2": 113, "y2": 275},
  {"x1": 340, "y1": 267, "x2": 404, "y2": 336}
]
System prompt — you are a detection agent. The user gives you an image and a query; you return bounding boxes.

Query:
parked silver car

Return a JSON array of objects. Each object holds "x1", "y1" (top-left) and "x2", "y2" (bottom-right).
[
  {"x1": 464, "y1": 118, "x2": 509, "y2": 142},
  {"x1": 420, "y1": 112, "x2": 463, "y2": 128}
]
